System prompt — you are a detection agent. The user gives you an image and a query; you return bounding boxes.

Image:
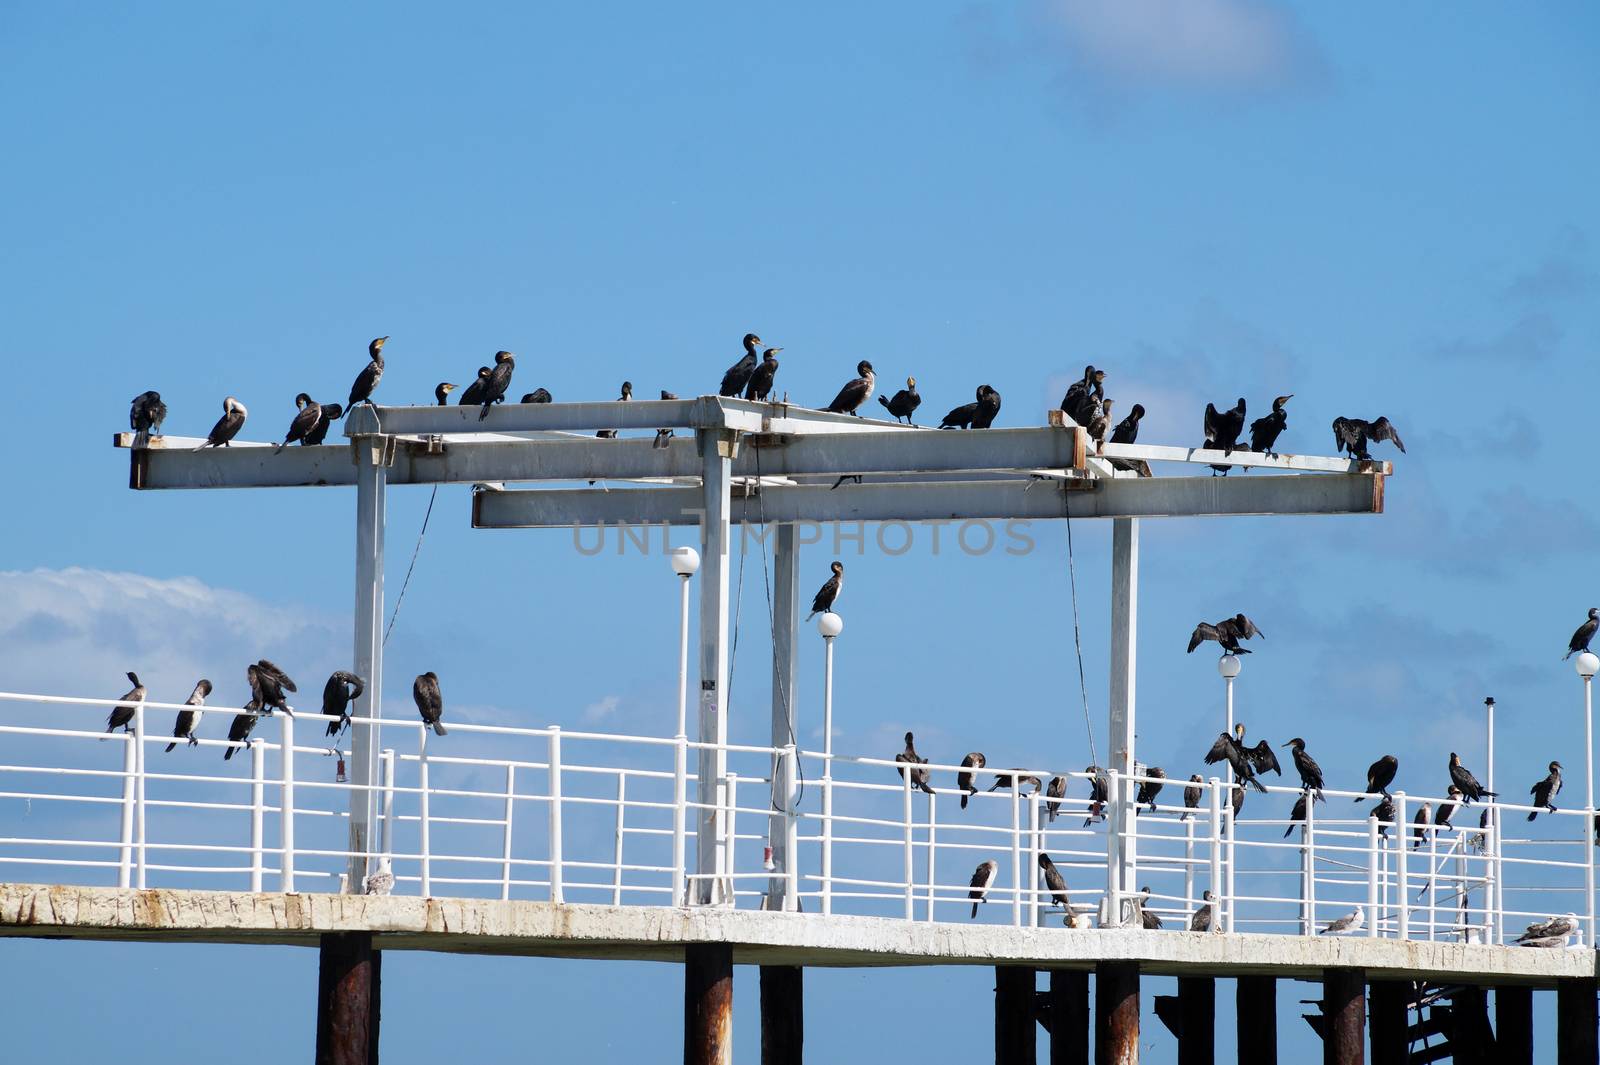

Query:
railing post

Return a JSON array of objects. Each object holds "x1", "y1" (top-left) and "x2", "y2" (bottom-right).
[
  {"x1": 672, "y1": 733, "x2": 687, "y2": 906},
  {"x1": 1208, "y1": 778, "x2": 1222, "y2": 932},
  {"x1": 1183, "y1": 814, "x2": 1196, "y2": 918},
  {"x1": 501, "y1": 763, "x2": 515, "y2": 901},
  {"x1": 134, "y1": 699, "x2": 147, "y2": 889},
  {"x1": 118, "y1": 727, "x2": 135, "y2": 889},
  {"x1": 723, "y1": 771, "x2": 738, "y2": 906},
  {"x1": 1105, "y1": 769, "x2": 1122, "y2": 926},
  {"x1": 1303, "y1": 792, "x2": 1317, "y2": 936},
  {"x1": 419, "y1": 726, "x2": 432, "y2": 898},
  {"x1": 1586, "y1": 808, "x2": 1597, "y2": 948},
  {"x1": 1224, "y1": 784, "x2": 1236, "y2": 933},
  {"x1": 782, "y1": 744, "x2": 799, "y2": 913},
  {"x1": 925, "y1": 789, "x2": 938, "y2": 922},
  {"x1": 379, "y1": 748, "x2": 395, "y2": 868},
  {"x1": 1028, "y1": 792, "x2": 1041, "y2": 928},
  {"x1": 548, "y1": 727, "x2": 564, "y2": 904},
  {"x1": 1367, "y1": 812, "x2": 1380, "y2": 937},
  {"x1": 251, "y1": 739, "x2": 266, "y2": 892},
  {"x1": 612, "y1": 771, "x2": 628, "y2": 906},
  {"x1": 280, "y1": 712, "x2": 296, "y2": 893},
  {"x1": 1010, "y1": 778, "x2": 1023, "y2": 927},
  {"x1": 1393, "y1": 791, "x2": 1408, "y2": 939}
]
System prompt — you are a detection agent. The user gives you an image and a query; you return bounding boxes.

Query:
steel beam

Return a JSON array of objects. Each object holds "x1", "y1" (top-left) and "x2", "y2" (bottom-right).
[
  {"x1": 1323, "y1": 969, "x2": 1365, "y2": 1065},
  {"x1": 696, "y1": 430, "x2": 734, "y2": 905},
  {"x1": 348, "y1": 437, "x2": 389, "y2": 891},
  {"x1": 1236, "y1": 976, "x2": 1276, "y2": 1065},
  {"x1": 1048, "y1": 969, "x2": 1090, "y2": 1065},
  {"x1": 1558, "y1": 977, "x2": 1597, "y2": 1065},
  {"x1": 685, "y1": 943, "x2": 734, "y2": 1065},
  {"x1": 759, "y1": 965, "x2": 802, "y2": 1065},
  {"x1": 1496, "y1": 985, "x2": 1533, "y2": 1065},
  {"x1": 766, "y1": 524, "x2": 799, "y2": 911},
  {"x1": 997, "y1": 966, "x2": 1038, "y2": 1065},
  {"x1": 316, "y1": 932, "x2": 378, "y2": 1065},
  {"x1": 1095, "y1": 961, "x2": 1139, "y2": 1065}
]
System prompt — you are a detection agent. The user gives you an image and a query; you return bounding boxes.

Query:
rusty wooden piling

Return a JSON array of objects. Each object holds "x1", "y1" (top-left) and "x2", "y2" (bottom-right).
[
  {"x1": 685, "y1": 943, "x2": 734, "y2": 1065},
  {"x1": 1558, "y1": 977, "x2": 1598, "y2": 1065},
  {"x1": 1322, "y1": 969, "x2": 1365, "y2": 1065},
  {"x1": 1236, "y1": 976, "x2": 1276, "y2": 1065},
  {"x1": 996, "y1": 966, "x2": 1037, "y2": 1065},
  {"x1": 1366, "y1": 980, "x2": 1407, "y2": 1065},
  {"x1": 1095, "y1": 961, "x2": 1139, "y2": 1065},
  {"x1": 1177, "y1": 976, "x2": 1213, "y2": 1065},
  {"x1": 316, "y1": 932, "x2": 379, "y2": 1065},
  {"x1": 1496, "y1": 986, "x2": 1534, "y2": 1065},
  {"x1": 1048, "y1": 969, "x2": 1090, "y2": 1065},
  {"x1": 759, "y1": 965, "x2": 802, "y2": 1065}
]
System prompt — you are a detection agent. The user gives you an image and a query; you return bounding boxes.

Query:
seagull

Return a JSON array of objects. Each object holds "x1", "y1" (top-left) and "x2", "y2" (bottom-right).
[
  {"x1": 958, "y1": 753, "x2": 986, "y2": 810},
  {"x1": 894, "y1": 732, "x2": 935, "y2": 795},
  {"x1": 1567, "y1": 609, "x2": 1599, "y2": 660},
  {"x1": 968, "y1": 860, "x2": 998, "y2": 918},
  {"x1": 1319, "y1": 908, "x2": 1364, "y2": 936},
  {"x1": 1516, "y1": 914, "x2": 1578, "y2": 945},
  {"x1": 1189, "y1": 891, "x2": 1218, "y2": 932},
  {"x1": 1449, "y1": 752, "x2": 1496, "y2": 803},
  {"x1": 1529, "y1": 761, "x2": 1563, "y2": 821}
]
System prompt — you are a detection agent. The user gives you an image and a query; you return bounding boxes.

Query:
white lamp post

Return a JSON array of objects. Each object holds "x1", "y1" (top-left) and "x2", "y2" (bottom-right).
[
  {"x1": 818, "y1": 611, "x2": 843, "y2": 915},
  {"x1": 1578, "y1": 651, "x2": 1598, "y2": 945},
  {"x1": 1218, "y1": 653, "x2": 1241, "y2": 932}
]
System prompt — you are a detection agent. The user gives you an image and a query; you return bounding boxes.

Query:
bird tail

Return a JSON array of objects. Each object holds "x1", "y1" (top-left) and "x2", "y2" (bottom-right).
[
  {"x1": 479, "y1": 402, "x2": 492, "y2": 421},
  {"x1": 224, "y1": 746, "x2": 236, "y2": 761},
  {"x1": 971, "y1": 901, "x2": 979, "y2": 919},
  {"x1": 164, "y1": 741, "x2": 177, "y2": 753},
  {"x1": 1528, "y1": 811, "x2": 1538, "y2": 822},
  {"x1": 1046, "y1": 807, "x2": 1056, "y2": 823},
  {"x1": 1248, "y1": 776, "x2": 1267, "y2": 794},
  {"x1": 433, "y1": 722, "x2": 449, "y2": 736},
  {"x1": 805, "y1": 610, "x2": 818, "y2": 621},
  {"x1": 960, "y1": 793, "x2": 969, "y2": 810},
  {"x1": 1283, "y1": 824, "x2": 1294, "y2": 839},
  {"x1": 877, "y1": 395, "x2": 890, "y2": 409}
]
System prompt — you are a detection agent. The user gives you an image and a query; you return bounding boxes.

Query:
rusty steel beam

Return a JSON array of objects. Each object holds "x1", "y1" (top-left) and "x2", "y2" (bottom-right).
[
  {"x1": 1366, "y1": 981, "x2": 1408, "y2": 1065},
  {"x1": 685, "y1": 943, "x2": 734, "y2": 1065},
  {"x1": 1236, "y1": 976, "x2": 1277, "y2": 1065},
  {"x1": 1048, "y1": 970, "x2": 1090, "y2": 1065},
  {"x1": 1558, "y1": 977, "x2": 1597, "y2": 1065},
  {"x1": 316, "y1": 932, "x2": 378, "y2": 1065},
  {"x1": 1177, "y1": 977, "x2": 1214, "y2": 1065},
  {"x1": 1095, "y1": 961, "x2": 1139, "y2": 1065},
  {"x1": 1323, "y1": 969, "x2": 1366, "y2": 1065},
  {"x1": 996, "y1": 967, "x2": 1037, "y2": 1065},
  {"x1": 759, "y1": 965, "x2": 802, "y2": 1065},
  {"x1": 1496, "y1": 986, "x2": 1534, "y2": 1065}
]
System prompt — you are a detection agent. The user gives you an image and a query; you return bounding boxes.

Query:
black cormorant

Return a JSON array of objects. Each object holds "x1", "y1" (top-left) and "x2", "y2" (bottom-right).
[
  {"x1": 1529, "y1": 761, "x2": 1563, "y2": 820},
  {"x1": 1106, "y1": 402, "x2": 1150, "y2": 475},
  {"x1": 303, "y1": 402, "x2": 342, "y2": 445},
  {"x1": 1284, "y1": 738, "x2": 1324, "y2": 796},
  {"x1": 1183, "y1": 775, "x2": 1203, "y2": 819},
  {"x1": 1249, "y1": 395, "x2": 1292, "y2": 456},
  {"x1": 248, "y1": 661, "x2": 297, "y2": 715},
  {"x1": 1371, "y1": 795, "x2": 1396, "y2": 837},
  {"x1": 654, "y1": 390, "x2": 678, "y2": 449},
  {"x1": 478, "y1": 351, "x2": 515, "y2": 420},
  {"x1": 414, "y1": 672, "x2": 447, "y2": 735},
  {"x1": 321, "y1": 671, "x2": 365, "y2": 738},
  {"x1": 195, "y1": 397, "x2": 247, "y2": 450},
  {"x1": 346, "y1": 336, "x2": 388, "y2": 411},
  {"x1": 596, "y1": 380, "x2": 631, "y2": 439},
  {"x1": 968, "y1": 860, "x2": 997, "y2": 918},
  {"x1": 1060, "y1": 366, "x2": 1106, "y2": 425},
  {"x1": 1187, "y1": 614, "x2": 1264, "y2": 655},
  {"x1": 1412, "y1": 802, "x2": 1432, "y2": 849},
  {"x1": 959, "y1": 753, "x2": 987, "y2": 809},
  {"x1": 459, "y1": 367, "x2": 492, "y2": 407},
  {"x1": 1567, "y1": 609, "x2": 1599, "y2": 660},
  {"x1": 1190, "y1": 891, "x2": 1217, "y2": 932},
  {"x1": 1284, "y1": 790, "x2": 1325, "y2": 838},
  {"x1": 435, "y1": 382, "x2": 457, "y2": 405},
  {"x1": 276, "y1": 393, "x2": 322, "y2": 453},
  {"x1": 130, "y1": 391, "x2": 168, "y2": 436},
  {"x1": 939, "y1": 385, "x2": 1001, "y2": 429},
  {"x1": 719, "y1": 334, "x2": 765, "y2": 397},
  {"x1": 1038, "y1": 853, "x2": 1072, "y2": 910},
  {"x1": 1449, "y1": 752, "x2": 1495, "y2": 803},
  {"x1": 1245, "y1": 741, "x2": 1281, "y2": 781},
  {"x1": 521, "y1": 388, "x2": 554, "y2": 404},
  {"x1": 1045, "y1": 773, "x2": 1067, "y2": 821},
  {"x1": 895, "y1": 732, "x2": 935, "y2": 795},
  {"x1": 1436, "y1": 786, "x2": 1462, "y2": 829},
  {"x1": 1230, "y1": 783, "x2": 1245, "y2": 821},
  {"x1": 824, "y1": 361, "x2": 876, "y2": 416},
  {"x1": 1204, "y1": 723, "x2": 1264, "y2": 791},
  {"x1": 746, "y1": 348, "x2": 783, "y2": 402},
  {"x1": 877, "y1": 377, "x2": 920, "y2": 424},
  {"x1": 1331, "y1": 416, "x2": 1406, "y2": 460},
  {"x1": 1355, "y1": 755, "x2": 1399, "y2": 802},
  {"x1": 166, "y1": 679, "x2": 212, "y2": 751},
  {"x1": 806, "y1": 561, "x2": 843, "y2": 620},
  {"x1": 1202, "y1": 398, "x2": 1247, "y2": 474},
  {"x1": 105, "y1": 672, "x2": 145, "y2": 733},
  {"x1": 1139, "y1": 885, "x2": 1162, "y2": 929},
  {"x1": 1136, "y1": 766, "x2": 1165, "y2": 812},
  {"x1": 1084, "y1": 766, "x2": 1109, "y2": 825},
  {"x1": 224, "y1": 704, "x2": 261, "y2": 760}
]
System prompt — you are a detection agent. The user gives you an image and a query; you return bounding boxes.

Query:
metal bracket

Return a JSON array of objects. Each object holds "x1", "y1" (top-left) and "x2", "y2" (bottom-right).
[{"x1": 349, "y1": 435, "x2": 398, "y2": 468}]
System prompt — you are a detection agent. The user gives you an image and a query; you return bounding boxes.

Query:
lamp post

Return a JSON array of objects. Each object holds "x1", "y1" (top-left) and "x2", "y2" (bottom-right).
[
  {"x1": 1219, "y1": 653, "x2": 1241, "y2": 932},
  {"x1": 669, "y1": 546, "x2": 698, "y2": 907},
  {"x1": 1578, "y1": 651, "x2": 1598, "y2": 945},
  {"x1": 818, "y1": 611, "x2": 843, "y2": 915},
  {"x1": 1485, "y1": 696, "x2": 1500, "y2": 942}
]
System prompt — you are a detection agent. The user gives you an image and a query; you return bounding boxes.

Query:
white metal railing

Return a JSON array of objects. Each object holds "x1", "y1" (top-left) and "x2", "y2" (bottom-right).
[{"x1": 0, "y1": 689, "x2": 1593, "y2": 946}]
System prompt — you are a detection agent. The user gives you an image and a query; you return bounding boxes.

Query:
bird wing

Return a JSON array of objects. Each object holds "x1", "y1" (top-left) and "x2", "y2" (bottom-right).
[
  {"x1": 1331, "y1": 417, "x2": 1360, "y2": 451},
  {"x1": 284, "y1": 404, "x2": 319, "y2": 444},
  {"x1": 256, "y1": 660, "x2": 296, "y2": 693},
  {"x1": 1251, "y1": 743, "x2": 1282, "y2": 776},
  {"x1": 826, "y1": 379, "x2": 867, "y2": 413},
  {"x1": 1236, "y1": 615, "x2": 1264, "y2": 640},
  {"x1": 1203, "y1": 733, "x2": 1233, "y2": 765},
  {"x1": 968, "y1": 864, "x2": 992, "y2": 893},
  {"x1": 1188, "y1": 623, "x2": 1218, "y2": 653},
  {"x1": 1203, "y1": 403, "x2": 1220, "y2": 443},
  {"x1": 1370, "y1": 417, "x2": 1405, "y2": 453},
  {"x1": 809, "y1": 575, "x2": 838, "y2": 615}
]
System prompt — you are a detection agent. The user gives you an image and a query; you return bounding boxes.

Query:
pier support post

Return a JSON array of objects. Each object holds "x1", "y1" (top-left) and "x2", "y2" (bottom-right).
[
  {"x1": 1366, "y1": 980, "x2": 1407, "y2": 1065},
  {"x1": 1558, "y1": 977, "x2": 1597, "y2": 1065},
  {"x1": 1236, "y1": 976, "x2": 1276, "y2": 1065},
  {"x1": 1322, "y1": 968, "x2": 1364, "y2": 1065},
  {"x1": 1177, "y1": 977, "x2": 1214, "y2": 1065},
  {"x1": 1496, "y1": 986, "x2": 1533, "y2": 1065},
  {"x1": 316, "y1": 932, "x2": 379, "y2": 1065},
  {"x1": 760, "y1": 965, "x2": 802, "y2": 1065},
  {"x1": 996, "y1": 967, "x2": 1037, "y2": 1065},
  {"x1": 1451, "y1": 986, "x2": 1492, "y2": 1065},
  {"x1": 1095, "y1": 961, "x2": 1139, "y2": 1065},
  {"x1": 685, "y1": 943, "x2": 734, "y2": 1065},
  {"x1": 1048, "y1": 970, "x2": 1090, "y2": 1065}
]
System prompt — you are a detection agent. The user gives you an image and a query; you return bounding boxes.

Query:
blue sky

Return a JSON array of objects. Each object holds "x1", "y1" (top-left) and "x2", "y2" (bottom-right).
[{"x1": 3, "y1": 1, "x2": 1598, "y2": 1061}]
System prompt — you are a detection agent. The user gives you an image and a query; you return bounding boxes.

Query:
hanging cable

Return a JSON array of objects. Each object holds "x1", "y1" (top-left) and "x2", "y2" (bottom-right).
[
  {"x1": 382, "y1": 484, "x2": 437, "y2": 646},
  {"x1": 1064, "y1": 508, "x2": 1099, "y2": 770}
]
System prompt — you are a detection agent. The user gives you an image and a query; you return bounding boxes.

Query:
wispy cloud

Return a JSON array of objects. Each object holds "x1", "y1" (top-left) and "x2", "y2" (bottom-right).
[
  {"x1": 1431, "y1": 232, "x2": 1590, "y2": 364},
  {"x1": 583, "y1": 695, "x2": 621, "y2": 723}
]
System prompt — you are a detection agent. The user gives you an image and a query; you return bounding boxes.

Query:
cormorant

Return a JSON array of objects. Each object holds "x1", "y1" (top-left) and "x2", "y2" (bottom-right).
[
  {"x1": 1449, "y1": 752, "x2": 1495, "y2": 803},
  {"x1": 1106, "y1": 403, "x2": 1151, "y2": 475},
  {"x1": 1412, "y1": 802, "x2": 1432, "y2": 849},
  {"x1": 988, "y1": 771, "x2": 1042, "y2": 793},
  {"x1": 1045, "y1": 774, "x2": 1067, "y2": 821},
  {"x1": 478, "y1": 351, "x2": 515, "y2": 420},
  {"x1": 959, "y1": 752, "x2": 986, "y2": 810},
  {"x1": 1190, "y1": 891, "x2": 1217, "y2": 932},
  {"x1": 1084, "y1": 766, "x2": 1109, "y2": 825},
  {"x1": 521, "y1": 388, "x2": 554, "y2": 404},
  {"x1": 247, "y1": 660, "x2": 297, "y2": 715},
  {"x1": 968, "y1": 860, "x2": 998, "y2": 918},
  {"x1": 346, "y1": 336, "x2": 387, "y2": 411},
  {"x1": 597, "y1": 380, "x2": 631, "y2": 439},
  {"x1": 746, "y1": 348, "x2": 783, "y2": 402},
  {"x1": 1371, "y1": 795, "x2": 1396, "y2": 837},
  {"x1": 414, "y1": 672, "x2": 447, "y2": 735},
  {"x1": 805, "y1": 561, "x2": 843, "y2": 620},
  {"x1": 1139, "y1": 886, "x2": 1162, "y2": 929},
  {"x1": 434, "y1": 382, "x2": 457, "y2": 405},
  {"x1": 1248, "y1": 395, "x2": 1293, "y2": 456},
  {"x1": 1060, "y1": 366, "x2": 1107, "y2": 425},
  {"x1": 276, "y1": 393, "x2": 322, "y2": 453},
  {"x1": 1319, "y1": 908, "x2": 1364, "y2": 935},
  {"x1": 130, "y1": 391, "x2": 167, "y2": 436},
  {"x1": 1183, "y1": 775, "x2": 1203, "y2": 819},
  {"x1": 654, "y1": 390, "x2": 678, "y2": 449},
  {"x1": 1516, "y1": 914, "x2": 1578, "y2": 945},
  {"x1": 1202, "y1": 398, "x2": 1247, "y2": 474},
  {"x1": 224, "y1": 705, "x2": 262, "y2": 760},
  {"x1": 458, "y1": 367, "x2": 492, "y2": 406},
  {"x1": 1244, "y1": 740, "x2": 1281, "y2": 781},
  {"x1": 824, "y1": 360, "x2": 876, "y2": 416},
  {"x1": 1204, "y1": 723, "x2": 1264, "y2": 791},
  {"x1": 719, "y1": 334, "x2": 766, "y2": 397},
  {"x1": 195, "y1": 397, "x2": 247, "y2": 450},
  {"x1": 1038, "y1": 853, "x2": 1072, "y2": 910},
  {"x1": 1087, "y1": 398, "x2": 1114, "y2": 456},
  {"x1": 1355, "y1": 755, "x2": 1399, "y2": 802},
  {"x1": 165, "y1": 679, "x2": 212, "y2": 751},
  {"x1": 1186, "y1": 614, "x2": 1264, "y2": 655},
  {"x1": 321, "y1": 671, "x2": 365, "y2": 738},
  {"x1": 1567, "y1": 609, "x2": 1599, "y2": 660},
  {"x1": 1331, "y1": 416, "x2": 1406, "y2": 461},
  {"x1": 1285, "y1": 738, "x2": 1324, "y2": 796},
  {"x1": 303, "y1": 402, "x2": 342, "y2": 445},
  {"x1": 1135, "y1": 766, "x2": 1165, "y2": 812},
  {"x1": 1529, "y1": 761, "x2": 1563, "y2": 820},
  {"x1": 1230, "y1": 784, "x2": 1245, "y2": 821},
  {"x1": 877, "y1": 377, "x2": 920, "y2": 424},
  {"x1": 1436, "y1": 786, "x2": 1462, "y2": 829},
  {"x1": 895, "y1": 732, "x2": 935, "y2": 795},
  {"x1": 938, "y1": 385, "x2": 1001, "y2": 429},
  {"x1": 106, "y1": 672, "x2": 145, "y2": 733},
  {"x1": 1284, "y1": 790, "x2": 1325, "y2": 838}
]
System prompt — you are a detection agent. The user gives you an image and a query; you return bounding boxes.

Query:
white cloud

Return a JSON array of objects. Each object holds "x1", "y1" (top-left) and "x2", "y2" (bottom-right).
[{"x1": 583, "y1": 695, "x2": 622, "y2": 723}]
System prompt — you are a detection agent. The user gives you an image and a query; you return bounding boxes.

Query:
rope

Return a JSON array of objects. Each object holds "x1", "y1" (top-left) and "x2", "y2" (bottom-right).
[
  {"x1": 1064, "y1": 509, "x2": 1099, "y2": 770},
  {"x1": 383, "y1": 484, "x2": 437, "y2": 646}
]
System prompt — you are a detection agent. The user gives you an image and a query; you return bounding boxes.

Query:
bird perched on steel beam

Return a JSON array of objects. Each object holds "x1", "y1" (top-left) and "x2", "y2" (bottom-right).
[
  {"x1": 1045, "y1": 774, "x2": 1067, "y2": 821},
  {"x1": 434, "y1": 382, "x2": 457, "y2": 405},
  {"x1": 1190, "y1": 891, "x2": 1217, "y2": 932},
  {"x1": 458, "y1": 367, "x2": 492, "y2": 406},
  {"x1": 320, "y1": 671, "x2": 365, "y2": 738},
  {"x1": 654, "y1": 390, "x2": 678, "y2": 449},
  {"x1": 596, "y1": 380, "x2": 631, "y2": 439},
  {"x1": 877, "y1": 376, "x2": 920, "y2": 424},
  {"x1": 1529, "y1": 761, "x2": 1563, "y2": 820},
  {"x1": 248, "y1": 661, "x2": 297, "y2": 715},
  {"x1": 105, "y1": 672, "x2": 145, "y2": 734},
  {"x1": 1187, "y1": 614, "x2": 1264, "y2": 655},
  {"x1": 1412, "y1": 801, "x2": 1432, "y2": 849},
  {"x1": 1106, "y1": 403, "x2": 1152, "y2": 476},
  {"x1": 939, "y1": 384, "x2": 1001, "y2": 429},
  {"x1": 1567, "y1": 609, "x2": 1599, "y2": 660},
  {"x1": 166, "y1": 679, "x2": 212, "y2": 752},
  {"x1": 1285, "y1": 738, "x2": 1324, "y2": 797},
  {"x1": 1060, "y1": 366, "x2": 1107, "y2": 426},
  {"x1": 968, "y1": 860, "x2": 997, "y2": 918},
  {"x1": 959, "y1": 752, "x2": 987, "y2": 810},
  {"x1": 719, "y1": 334, "x2": 766, "y2": 398},
  {"x1": 805, "y1": 561, "x2": 844, "y2": 620},
  {"x1": 477, "y1": 351, "x2": 515, "y2": 420},
  {"x1": 1248, "y1": 395, "x2": 1293, "y2": 457},
  {"x1": 746, "y1": 348, "x2": 784, "y2": 402},
  {"x1": 303, "y1": 402, "x2": 342, "y2": 445},
  {"x1": 1202, "y1": 398, "x2": 1247, "y2": 474},
  {"x1": 196, "y1": 396, "x2": 247, "y2": 450},
  {"x1": 276, "y1": 393, "x2": 322, "y2": 453},
  {"x1": 130, "y1": 391, "x2": 168, "y2": 436},
  {"x1": 521, "y1": 388, "x2": 553, "y2": 404},
  {"x1": 895, "y1": 732, "x2": 935, "y2": 795},
  {"x1": 1449, "y1": 752, "x2": 1495, "y2": 804},
  {"x1": 346, "y1": 336, "x2": 387, "y2": 411},
  {"x1": 1136, "y1": 766, "x2": 1165, "y2": 813},
  {"x1": 414, "y1": 672, "x2": 447, "y2": 736},
  {"x1": 1087, "y1": 398, "x2": 1114, "y2": 456},
  {"x1": 1331, "y1": 416, "x2": 1405, "y2": 461},
  {"x1": 1355, "y1": 754, "x2": 1399, "y2": 803},
  {"x1": 824, "y1": 360, "x2": 876, "y2": 416}
]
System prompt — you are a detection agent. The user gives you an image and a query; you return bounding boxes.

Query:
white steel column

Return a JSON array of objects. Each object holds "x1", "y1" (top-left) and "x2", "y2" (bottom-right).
[
  {"x1": 696, "y1": 429, "x2": 735, "y2": 904},
  {"x1": 767, "y1": 523, "x2": 799, "y2": 910},
  {"x1": 1108, "y1": 517, "x2": 1139, "y2": 895},
  {"x1": 348, "y1": 435, "x2": 389, "y2": 892}
]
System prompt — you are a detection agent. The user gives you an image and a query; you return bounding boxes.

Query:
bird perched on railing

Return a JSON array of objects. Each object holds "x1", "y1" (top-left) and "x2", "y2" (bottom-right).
[
  {"x1": 988, "y1": 771, "x2": 1042, "y2": 794},
  {"x1": 1204, "y1": 724, "x2": 1266, "y2": 793},
  {"x1": 1319, "y1": 908, "x2": 1364, "y2": 935},
  {"x1": 894, "y1": 732, "x2": 934, "y2": 795},
  {"x1": 1084, "y1": 766, "x2": 1109, "y2": 826},
  {"x1": 1248, "y1": 395, "x2": 1293, "y2": 457},
  {"x1": 477, "y1": 351, "x2": 515, "y2": 420},
  {"x1": 719, "y1": 334, "x2": 766, "y2": 397},
  {"x1": 1284, "y1": 738, "x2": 1324, "y2": 797},
  {"x1": 1045, "y1": 774, "x2": 1067, "y2": 821},
  {"x1": 1331, "y1": 416, "x2": 1405, "y2": 461},
  {"x1": 805, "y1": 561, "x2": 844, "y2": 620},
  {"x1": 824, "y1": 360, "x2": 876, "y2": 416},
  {"x1": 1354, "y1": 754, "x2": 1399, "y2": 803},
  {"x1": 746, "y1": 348, "x2": 784, "y2": 402},
  {"x1": 1189, "y1": 891, "x2": 1218, "y2": 932},
  {"x1": 877, "y1": 376, "x2": 920, "y2": 424},
  {"x1": 434, "y1": 382, "x2": 457, "y2": 405},
  {"x1": 1138, "y1": 885, "x2": 1162, "y2": 929},
  {"x1": 1038, "y1": 853, "x2": 1073, "y2": 912},
  {"x1": 320, "y1": 671, "x2": 365, "y2": 738},
  {"x1": 1567, "y1": 609, "x2": 1599, "y2": 660},
  {"x1": 596, "y1": 380, "x2": 631, "y2": 439},
  {"x1": 1371, "y1": 795, "x2": 1397, "y2": 837},
  {"x1": 1435, "y1": 785, "x2": 1462, "y2": 829},
  {"x1": 196, "y1": 397, "x2": 248, "y2": 450},
  {"x1": 1528, "y1": 761, "x2": 1563, "y2": 820},
  {"x1": 414, "y1": 671, "x2": 447, "y2": 736},
  {"x1": 224, "y1": 704, "x2": 262, "y2": 760},
  {"x1": 1412, "y1": 802, "x2": 1432, "y2": 849},
  {"x1": 276, "y1": 393, "x2": 322, "y2": 453},
  {"x1": 105, "y1": 672, "x2": 145, "y2": 734},
  {"x1": 958, "y1": 752, "x2": 986, "y2": 810},
  {"x1": 303, "y1": 401, "x2": 342, "y2": 445},
  {"x1": 248, "y1": 661, "x2": 296, "y2": 715},
  {"x1": 1284, "y1": 791, "x2": 1321, "y2": 838},
  {"x1": 1230, "y1": 784, "x2": 1245, "y2": 823},
  {"x1": 458, "y1": 367, "x2": 492, "y2": 406},
  {"x1": 1187, "y1": 614, "x2": 1264, "y2": 655},
  {"x1": 166, "y1": 679, "x2": 212, "y2": 752},
  {"x1": 1135, "y1": 766, "x2": 1165, "y2": 813},
  {"x1": 130, "y1": 391, "x2": 167, "y2": 437},
  {"x1": 1183, "y1": 775, "x2": 1203, "y2": 820},
  {"x1": 1449, "y1": 752, "x2": 1496, "y2": 803},
  {"x1": 345, "y1": 336, "x2": 387, "y2": 412},
  {"x1": 968, "y1": 860, "x2": 997, "y2": 918},
  {"x1": 1202, "y1": 398, "x2": 1247, "y2": 474}
]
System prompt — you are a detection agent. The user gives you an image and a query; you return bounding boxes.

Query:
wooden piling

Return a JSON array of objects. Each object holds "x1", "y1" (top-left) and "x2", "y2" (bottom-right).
[
  {"x1": 996, "y1": 966, "x2": 1037, "y2": 1065},
  {"x1": 1451, "y1": 986, "x2": 1493, "y2": 1065},
  {"x1": 1235, "y1": 976, "x2": 1276, "y2": 1065},
  {"x1": 1322, "y1": 968, "x2": 1365, "y2": 1065},
  {"x1": 685, "y1": 943, "x2": 734, "y2": 1065},
  {"x1": 1495, "y1": 986, "x2": 1533, "y2": 1065},
  {"x1": 1366, "y1": 980, "x2": 1407, "y2": 1065},
  {"x1": 1095, "y1": 961, "x2": 1139, "y2": 1065},
  {"x1": 1557, "y1": 977, "x2": 1597, "y2": 1065},
  {"x1": 759, "y1": 966, "x2": 802, "y2": 1065},
  {"x1": 1177, "y1": 977, "x2": 1214, "y2": 1065},
  {"x1": 1048, "y1": 970, "x2": 1090, "y2": 1065},
  {"x1": 316, "y1": 932, "x2": 378, "y2": 1065}
]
